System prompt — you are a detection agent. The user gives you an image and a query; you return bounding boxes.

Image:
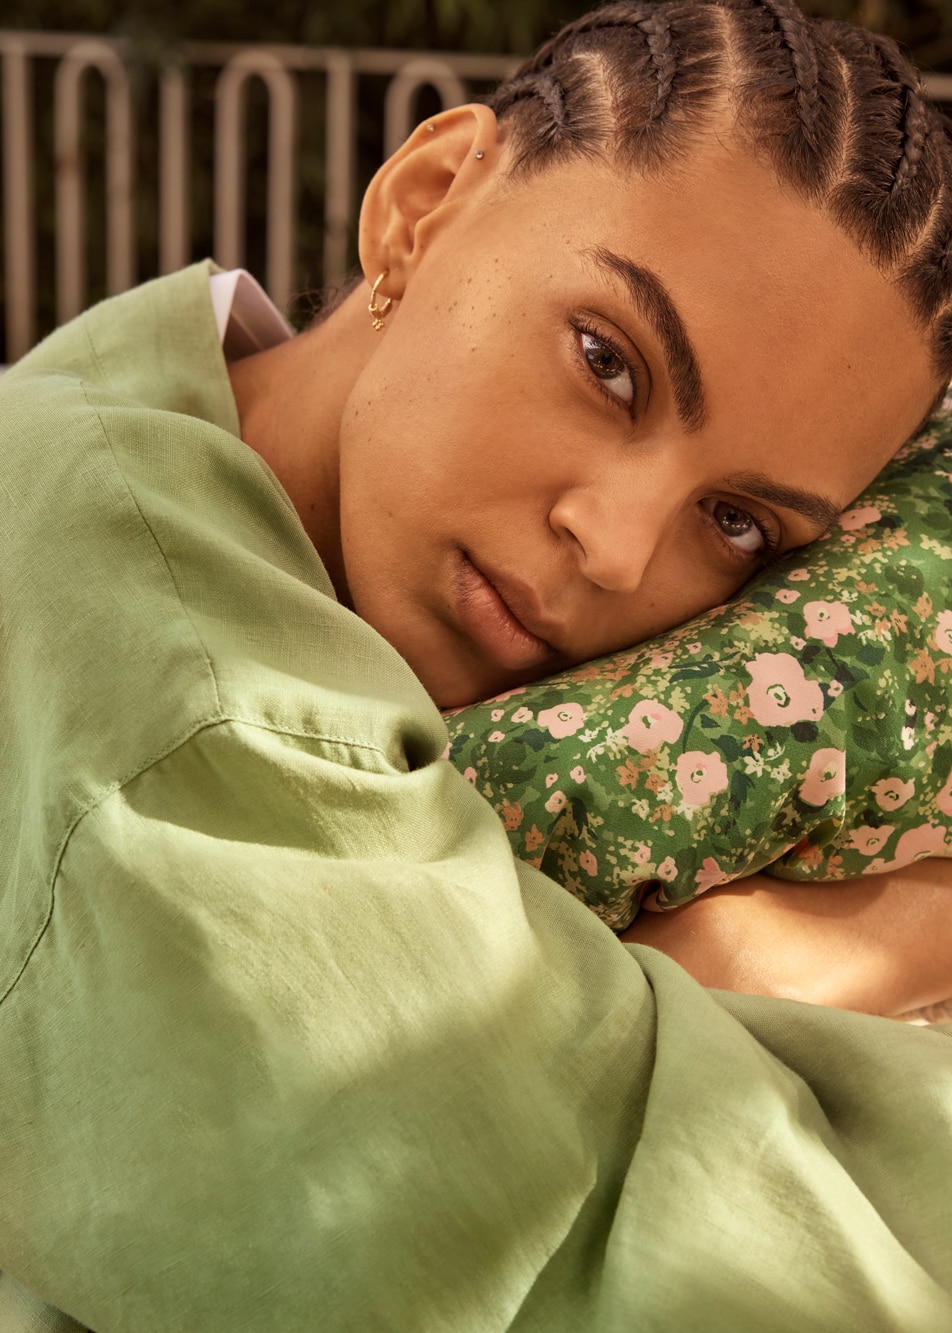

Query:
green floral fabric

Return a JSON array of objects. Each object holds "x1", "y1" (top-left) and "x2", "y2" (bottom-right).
[{"x1": 444, "y1": 407, "x2": 952, "y2": 930}]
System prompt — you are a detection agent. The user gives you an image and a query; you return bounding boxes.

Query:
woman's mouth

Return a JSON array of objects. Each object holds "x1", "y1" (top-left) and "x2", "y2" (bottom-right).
[{"x1": 453, "y1": 552, "x2": 559, "y2": 675}]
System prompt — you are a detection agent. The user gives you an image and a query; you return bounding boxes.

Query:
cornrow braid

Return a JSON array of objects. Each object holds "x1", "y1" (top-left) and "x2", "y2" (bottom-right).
[
  {"x1": 491, "y1": 72, "x2": 569, "y2": 157},
  {"x1": 824, "y1": 19, "x2": 937, "y2": 261},
  {"x1": 487, "y1": 0, "x2": 952, "y2": 382},
  {"x1": 758, "y1": 0, "x2": 822, "y2": 147},
  {"x1": 629, "y1": 5, "x2": 677, "y2": 122},
  {"x1": 489, "y1": 2, "x2": 726, "y2": 174}
]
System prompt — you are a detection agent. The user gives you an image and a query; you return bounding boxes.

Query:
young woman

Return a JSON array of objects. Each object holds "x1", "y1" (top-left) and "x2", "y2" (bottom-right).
[
  {"x1": 2, "y1": 2, "x2": 951, "y2": 1328},
  {"x1": 229, "y1": 1, "x2": 952, "y2": 1012}
]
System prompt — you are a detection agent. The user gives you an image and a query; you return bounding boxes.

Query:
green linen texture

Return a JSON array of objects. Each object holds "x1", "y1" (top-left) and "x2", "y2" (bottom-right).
[{"x1": 445, "y1": 404, "x2": 952, "y2": 929}]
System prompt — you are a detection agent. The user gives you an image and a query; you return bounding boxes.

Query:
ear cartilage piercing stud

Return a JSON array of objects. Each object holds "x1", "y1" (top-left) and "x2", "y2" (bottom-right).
[{"x1": 475, "y1": 150, "x2": 485, "y2": 159}]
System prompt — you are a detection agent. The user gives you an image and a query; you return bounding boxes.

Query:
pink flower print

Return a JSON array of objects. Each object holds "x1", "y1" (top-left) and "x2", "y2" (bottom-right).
[
  {"x1": 488, "y1": 731, "x2": 505, "y2": 743},
  {"x1": 621, "y1": 699, "x2": 684, "y2": 753},
  {"x1": 545, "y1": 773, "x2": 558, "y2": 788},
  {"x1": 871, "y1": 777, "x2": 915, "y2": 811},
  {"x1": 657, "y1": 856, "x2": 678, "y2": 883},
  {"x1": 579, "y1": 850, "x2": 598, "y2": 876},
  {"x1": 544, "y1": 790, "x2": 568, "y2": 814},
  {"x1": 634, "y1": 843, "x2": 651, "y2": 865},
  {"x1": 510, "y1": 706, "x2": 533, "y2": 724},
  {"x1": 847, "y1": 825, "x2": 895, "y2": 856},
  {"x1": 440, "y1": 742, "x2": 452, "y2": 760},
  {"x1": 799, "y1": 748, "x2": 846, "y2": 806},
  {"x1": 839, "y1": 504, "x2": 881, "y2": 531},
  {"x1": 569, "y1": 765, "x2": 586, "y2": 783},
  {"x1": 694, "y1": 856, "x2": 728, "y2": 893},
  {"x1": 935, "y1": 610, "x2": 952, "y2": 655},
  {"x1": 788, "y1": 568, "x2": 811, "y2": 582},
  {"x1": 537, "y1": 702, "x2": 586, "y2": 739},
  {"x1": 745, "y1": 653, "x2": 824, "y2": 726},
  {"x1": 789, "y1": 636, "x2": 806, "y2": 651},
  {"x1": 676, "y1": 750, "x2": 729, "y2": 807},
  {"x1": 463, "y1": 766, "x2": 478, "y2": 786},
  {"x1": 936, "y1": 771, "x2": 952, "y2": 818},
  {"x1": 650, "y1": 651, "x2": 673, "y2": 668},
  {"x1": 869, "y1": 823, "x2": 948, "y2": 873},
  {"x1": 776, "y1": 589, "x2": 800, "y2": 604},
  {"x1": 803, "y1": 600, "x2": 853, "y2": 647},
  {"x1": 491, "y1": 708, "x2": 505, "y2": 721},
  {"x1": 827, "y1": 680, "x2": 844, "y2": 698},
  {"x1": 687, "y1": 641, "x2": 702, "y2": 654}
]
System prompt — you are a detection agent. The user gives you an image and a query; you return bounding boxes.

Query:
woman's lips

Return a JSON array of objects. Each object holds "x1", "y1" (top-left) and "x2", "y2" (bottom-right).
[{"x1": 453, "y1": 552, "x2": 559, "y2": 674}]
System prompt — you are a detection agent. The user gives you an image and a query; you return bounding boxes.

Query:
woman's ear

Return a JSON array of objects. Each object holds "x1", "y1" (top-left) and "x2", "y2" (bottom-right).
[{"x1": 357, "y1": 103, "x2": 499, "y2": 299}]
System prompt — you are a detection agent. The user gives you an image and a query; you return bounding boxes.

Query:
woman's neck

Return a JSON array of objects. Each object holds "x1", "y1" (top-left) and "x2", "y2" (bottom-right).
[{"x1": 227, "y1": 288, "x2": 373, "y2": 603}]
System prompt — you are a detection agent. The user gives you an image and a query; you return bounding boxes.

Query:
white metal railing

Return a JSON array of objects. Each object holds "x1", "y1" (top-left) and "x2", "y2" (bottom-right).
[
  {"x1": 2, "y1": 31, "x2": 951, "y2": 365},
  {"x1": 0, "y1": 31, "x2": 517, "y2": 361}
]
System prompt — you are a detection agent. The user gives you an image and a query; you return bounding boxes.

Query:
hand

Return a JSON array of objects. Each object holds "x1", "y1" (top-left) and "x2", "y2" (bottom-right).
[{"x1": 619, "y1": 860, "x2": 952, "y2": 1015}]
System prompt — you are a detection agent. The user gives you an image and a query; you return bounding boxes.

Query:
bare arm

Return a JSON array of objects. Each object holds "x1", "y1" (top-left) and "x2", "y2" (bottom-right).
[{"x1": 619, "y1": 859, "x2": 952, "y2": 1016}]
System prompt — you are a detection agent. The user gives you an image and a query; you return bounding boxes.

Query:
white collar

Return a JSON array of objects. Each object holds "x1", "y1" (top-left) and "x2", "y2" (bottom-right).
[{"x1": 209, "y1": 269, "x2": 294, "y2": 361}]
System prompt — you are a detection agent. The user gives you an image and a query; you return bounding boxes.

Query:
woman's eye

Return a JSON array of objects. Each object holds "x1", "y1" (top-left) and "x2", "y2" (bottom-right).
[
  {"x1": 580, "y1": 331, "x2": 634, "y2": 405},
  {"x1": 704, "y1": 499, "x2": 765, "y2": 556}
]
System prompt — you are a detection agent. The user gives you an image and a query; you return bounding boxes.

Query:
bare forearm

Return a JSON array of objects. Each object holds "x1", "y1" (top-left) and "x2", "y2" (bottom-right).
[{"x1": 620, "y1": 860, "x2": 952, "y2": 1015}]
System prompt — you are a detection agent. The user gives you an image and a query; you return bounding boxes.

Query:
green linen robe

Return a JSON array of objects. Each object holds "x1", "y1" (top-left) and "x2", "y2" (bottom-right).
[{"x1": 0, "y1": 262, "x2": 950, "y2": 1332}]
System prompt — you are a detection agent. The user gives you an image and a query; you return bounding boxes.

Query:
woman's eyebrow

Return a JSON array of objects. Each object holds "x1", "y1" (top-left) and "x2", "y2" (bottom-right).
[
  {"x1": 591, "y1": 246, "x2": 707, "y2": 431},
  {"x1": 725, "y1": 472, "x2": 842, "y2": 531}
]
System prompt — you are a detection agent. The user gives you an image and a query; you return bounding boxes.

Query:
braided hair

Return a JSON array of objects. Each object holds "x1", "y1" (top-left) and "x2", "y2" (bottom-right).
[{"x1": 487, "y1": 0, "x2": 952, "y2": 382}]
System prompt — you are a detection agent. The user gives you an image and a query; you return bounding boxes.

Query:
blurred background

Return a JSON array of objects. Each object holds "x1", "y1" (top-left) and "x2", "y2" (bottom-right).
[{"x1": 2, "y1": 0, "x2": 951, "y2": 360}]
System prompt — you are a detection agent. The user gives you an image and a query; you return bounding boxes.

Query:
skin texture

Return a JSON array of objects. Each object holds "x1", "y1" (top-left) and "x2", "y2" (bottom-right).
[
  {"x1": 231, "y1": 104, "x2": 937, "y2": 710},
  {"x1": 620, "y1": 862, "x2": 952, "y2": 1016}
]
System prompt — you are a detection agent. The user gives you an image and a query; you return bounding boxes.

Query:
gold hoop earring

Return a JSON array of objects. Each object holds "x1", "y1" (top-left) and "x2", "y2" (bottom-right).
[{"x1": 368, "y1": 272, "x2": 392, "y2": 331}]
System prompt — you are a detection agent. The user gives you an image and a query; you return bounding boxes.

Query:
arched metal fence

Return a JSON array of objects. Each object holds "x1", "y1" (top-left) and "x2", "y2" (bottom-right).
[{"x1": 0, "y1": 31, "x2": 518, "y2": 361}]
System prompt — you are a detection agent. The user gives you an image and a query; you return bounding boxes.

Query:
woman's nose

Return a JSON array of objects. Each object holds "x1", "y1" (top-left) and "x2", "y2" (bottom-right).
[{"x1": 548, "y1": 484, "x2": 674, "y2": 595}]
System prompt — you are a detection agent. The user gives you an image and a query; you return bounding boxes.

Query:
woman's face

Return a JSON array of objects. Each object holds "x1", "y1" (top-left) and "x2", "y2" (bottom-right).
[{"x1": 337, "y1": 134, "x2": 937, "y2": 707}]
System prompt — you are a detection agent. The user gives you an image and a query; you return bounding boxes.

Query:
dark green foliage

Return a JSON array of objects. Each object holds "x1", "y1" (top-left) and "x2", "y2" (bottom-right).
[{"x1": 0, "y1": 0, "x2": 592, "y2": 52}]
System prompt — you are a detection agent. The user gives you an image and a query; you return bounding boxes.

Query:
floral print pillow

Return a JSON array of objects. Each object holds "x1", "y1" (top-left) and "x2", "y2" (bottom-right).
[{"x1": 444, "y1": 408, "x2": 952, "y2": 930}]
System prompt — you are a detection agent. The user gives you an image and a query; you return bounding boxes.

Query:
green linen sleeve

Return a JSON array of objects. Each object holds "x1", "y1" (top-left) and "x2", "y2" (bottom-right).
[{"x1": 3, "y1": 716, "x2": 952, "y2": 1332}]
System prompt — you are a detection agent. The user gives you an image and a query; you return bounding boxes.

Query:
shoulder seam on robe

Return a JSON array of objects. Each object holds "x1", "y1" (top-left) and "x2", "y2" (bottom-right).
[{"x1": 0, "y1": 712, "x2": 396, "y2": 1007}]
